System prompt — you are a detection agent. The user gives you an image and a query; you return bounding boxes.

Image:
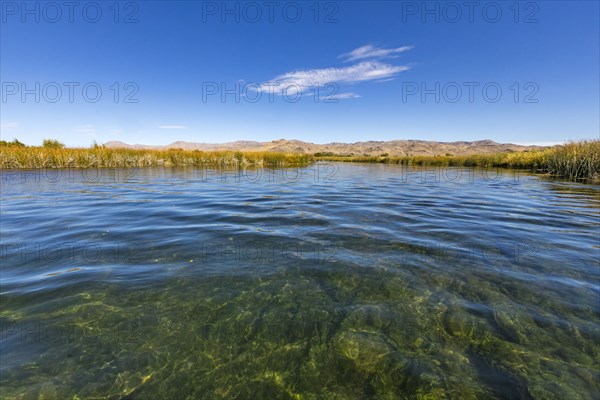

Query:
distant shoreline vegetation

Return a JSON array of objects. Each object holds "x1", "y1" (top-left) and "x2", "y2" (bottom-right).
[
  {"x1": 0, "y1": 140, "x2": 313, "y2": 168},
  {"x1": 316, "y1": 140, "x2": 599, "y2": 182},
  {"x1": 1, "y1": 139, "x2": 598, "y2": 182}
]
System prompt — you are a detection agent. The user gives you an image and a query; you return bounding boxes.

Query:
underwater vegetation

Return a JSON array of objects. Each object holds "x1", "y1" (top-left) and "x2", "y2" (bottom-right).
[
  {"x1": 0, "y1": 163, "x2": 598, "y2": 399},
  {"x1": 1, "y1": 264, "x2": 598, "y2": 399}
]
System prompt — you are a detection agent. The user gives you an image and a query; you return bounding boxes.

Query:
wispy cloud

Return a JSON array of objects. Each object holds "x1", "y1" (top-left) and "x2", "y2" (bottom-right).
[
  {"x1": 514, "y1": 141, "x2": 564, "y2": 146},
  {"x1": 108, "y1": 129, "x2": 123, "y2": 136},
  {"x1": 258, "y1": 61, "x2": 410, "y2": 96},
  {"x1": 0, "y1": 121, "x2": 20, "y2": 131},
  {"x1": 249, "y1": 44, "x2": 413, "y2": 100},
  {"x1": 73, "y1": 125, "x2": 96, "y2": 137},
  {"x1": 328, "y1": 92, "x2": 361, "y2": 100},
  {"x1": 340, "y1": 44, "x2": 414, "y2": 62},
  {"x1": 159, "y1": 125, "x2": 188, "y2": 129}
]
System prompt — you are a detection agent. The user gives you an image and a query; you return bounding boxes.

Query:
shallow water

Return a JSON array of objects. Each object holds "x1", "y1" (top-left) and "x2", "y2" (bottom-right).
[{"x1": 1, "y1": 164, "x2": 599, "y2": 399}]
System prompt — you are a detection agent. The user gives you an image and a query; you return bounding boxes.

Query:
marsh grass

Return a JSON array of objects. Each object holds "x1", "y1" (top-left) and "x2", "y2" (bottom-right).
[
  {"x1": 2, "y1": 141, "x2": 598, "y2": 182},
  {"x1": 0, "y1": 147, "x2": 313, "y2": 169},
  {"x1": 317, "y1": 140, "x2": 600, "y2": 182},
  {"x1": 544, "y1": 140, "x2": 600, "y2": 182}
]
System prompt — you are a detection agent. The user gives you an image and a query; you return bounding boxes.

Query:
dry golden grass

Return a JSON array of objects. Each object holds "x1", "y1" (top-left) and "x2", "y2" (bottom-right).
[
  {"x1": 2, "y1": 140, "x2": 598, "y2": 182},
  {"x1": 0, "y1": 147, "x2": 313, "y2": 168}
]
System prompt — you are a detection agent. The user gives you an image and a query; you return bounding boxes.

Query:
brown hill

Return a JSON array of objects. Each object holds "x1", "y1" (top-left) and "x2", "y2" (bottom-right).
[{"x1": 103, "y1": 139, "x2": 545, "y2": 156}]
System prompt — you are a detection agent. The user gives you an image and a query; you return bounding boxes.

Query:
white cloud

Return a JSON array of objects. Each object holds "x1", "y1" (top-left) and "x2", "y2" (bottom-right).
[
  {"x1": 0, "y1": 121, "x2": 20, "y2": 131},
  {"x1": 340, "y1": 44, "x2": 414, "y2": 62},
  {"x1": 328, "y1": 92, "x2": 361, "y2": 100},
  {"x1": 514, "y1": 141, "x2": 564, "y2": 146},
  {"x1": 247, "y1": 45, "x2": 413, "y2": 100},
  {"x1": 257, "y1": 61, "x2": 410, "y2": 96},
  {"x1": 73, "y1": 125, "x2": 96, "y2": 137},
  {"x1": 159, "y1": 125, "x2": 188, "y2": 129},
  {"x1": 108, "y1": 129, "x2": 122, "y2": 136}
]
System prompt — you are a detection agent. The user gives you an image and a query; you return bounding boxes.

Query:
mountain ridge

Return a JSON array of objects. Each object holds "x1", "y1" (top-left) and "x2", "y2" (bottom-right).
[{"x1": 103, "y1": 139, "x2": 546, "y2": 156}]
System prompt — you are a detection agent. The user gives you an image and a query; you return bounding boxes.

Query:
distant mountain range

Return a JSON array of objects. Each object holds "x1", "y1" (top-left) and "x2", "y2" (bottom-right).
[{"x1": 103, "y1": 139, "x2": 546, "y2": 157}]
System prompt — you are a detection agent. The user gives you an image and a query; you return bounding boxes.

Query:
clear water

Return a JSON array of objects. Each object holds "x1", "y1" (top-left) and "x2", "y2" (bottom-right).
[{"x1": 1, "y1": 164, "x2": 599, "y2": 399}]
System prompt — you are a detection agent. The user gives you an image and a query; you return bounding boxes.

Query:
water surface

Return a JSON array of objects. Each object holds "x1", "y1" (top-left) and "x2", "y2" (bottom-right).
[{"x1": 1, "y1": 164, "x2": 599, "y2": 399}]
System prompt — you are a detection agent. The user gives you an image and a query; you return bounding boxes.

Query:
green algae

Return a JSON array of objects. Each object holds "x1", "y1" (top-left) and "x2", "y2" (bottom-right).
[
  {"x1": 1, "y1": 166, "x2": 598, "y2": 399},
  {"x1": 2, "y1": 262, "x2": 598, "y2": 399}
]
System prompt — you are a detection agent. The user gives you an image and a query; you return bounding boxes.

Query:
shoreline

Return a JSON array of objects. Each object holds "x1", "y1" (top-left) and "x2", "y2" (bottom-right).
[{"x1": 1, "y1": 140, "x2": 598, "y2": 182}]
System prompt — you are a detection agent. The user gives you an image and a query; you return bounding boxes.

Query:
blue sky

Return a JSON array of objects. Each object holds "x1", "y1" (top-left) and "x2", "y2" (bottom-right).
[{"x1": 1, "y1": 1, "x2": 598, "y2": 146}]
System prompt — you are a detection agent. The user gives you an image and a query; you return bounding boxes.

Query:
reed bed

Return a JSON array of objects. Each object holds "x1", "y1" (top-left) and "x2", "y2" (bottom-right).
[
  {"x1": 544, "y1": 140, "x2": 600, "y2": 182},
  {"x1": 2, "y1": 140, "x2": 598, "y2": 181},
  {"x1": 0, "y1": 147, "x2": 314, "y2": 169},
  {"x1": 317, "y1": 140, "x2": 600, "y2": 182}
]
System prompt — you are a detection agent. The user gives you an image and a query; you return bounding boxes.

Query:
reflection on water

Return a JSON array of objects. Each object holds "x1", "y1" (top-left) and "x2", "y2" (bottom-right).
[{"x1": 1, "y1": 164, "x2": 599, "y2": 399}]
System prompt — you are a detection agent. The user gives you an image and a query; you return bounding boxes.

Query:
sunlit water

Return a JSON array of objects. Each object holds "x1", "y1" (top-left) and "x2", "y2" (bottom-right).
[{"x1": 1, "y1": 164, "x2": 599, "y2": 399}]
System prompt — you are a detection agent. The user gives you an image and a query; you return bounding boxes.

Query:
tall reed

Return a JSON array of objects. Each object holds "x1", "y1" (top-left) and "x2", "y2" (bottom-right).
[
  {"x1": 0, "y1": 147, "x2": 314, "y2": 169},
  {"x1": 544, "y1": 140, "x2": 600, "y2": 182},
  {"x1": 2, "y1": 141, "x2": 598, "y2": 181},
  {"x1": 316, "y1": 140, "x2": 600, "y2": 182}
]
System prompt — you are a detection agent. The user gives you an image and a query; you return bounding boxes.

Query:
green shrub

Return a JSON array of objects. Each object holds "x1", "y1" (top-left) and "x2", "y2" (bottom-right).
[
  {"x1": 0, "y1": 139, "x2": 26, "y2": 147},
  {"x1": 42, "y1": 139, "x2": 65, "y2": 149}
]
